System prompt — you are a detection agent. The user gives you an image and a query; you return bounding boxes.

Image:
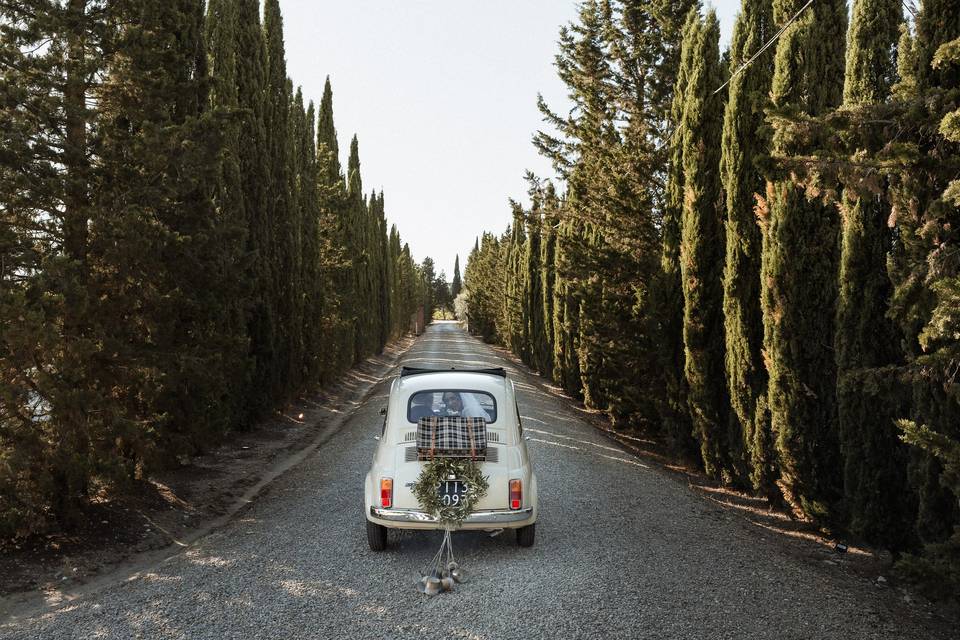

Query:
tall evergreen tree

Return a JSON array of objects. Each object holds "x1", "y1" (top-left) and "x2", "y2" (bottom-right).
[
  {"x1": 885, "y1": 1, "x2": 960, "y2": 559},
  {"x1": 540, "y1": 182, "x2": 560, "y2": 375},
  {"x1": 657, "y1": 9, "x2": 700, "y2": 456},
  {"x1": 834, "y1": 0, "x2": 909, "y2": 542},
  {"x1": 206, "y1": 0, "x2": 251, "y2": 425},
  {"x1": 420, "y1": 256, "x2": 437, "y2": 324},
  {"x1": 451, "y1": 256, "x2": 463, "y2": 299},
  {"x1": 387, "y1": 225, "x2": 402, "y2": 338},
  {"x1": 504, "y1": 204, "x2": 529, "y2": 361},
  {"x1": 761, "y1": 0, "x2": 848, "y2": 518},
  {"x1": 235, "y1": 0, "x2": 276, "y2": 416},
  {"x1": 345, "y1": 135, "x2": 365, "y2": 361},
  {"x1": 679, "y1": 10, "x2": 730, "y2": 479},
  {"x1": 295, "y1": 94, "x2": 324, "y2": 383},
  {"x1": 552, "y1": 220, "x2": 583, "y2": 396},
  {"x1": 523, "y1": 188, "x2": 547, "y2": 374},
  {"x1": 374, "y1": 192, "x2": 391, "y2": 350},
  {"x1": 0, "y1": 0, "x2": 109, "y2": 526},
  {"x1": 315, "y1": 77, "x2": 352, "y2": 377},
  {"x1": 721, "y1": 0, "x2": 776, "y2": 494},
  {"x1": 263, "y1": 0, "x2": 297, "y2": 395}
]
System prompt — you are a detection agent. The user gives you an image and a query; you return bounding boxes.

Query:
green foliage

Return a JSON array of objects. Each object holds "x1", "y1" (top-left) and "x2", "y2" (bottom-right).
[
  {"x1": 236, "y1": 0, "x2": 277, "y2": 416},
  {"x1": 721, "y1": 0, "x2": 776, "y2": 495},
  {"x1": 896, "y1": 419, "x2": 960, "y2": 602},
  {"x1": 654, "y1": 7, "x2": 699, "y2": 458},
  {"x1": 412, "y1": 458, "x2": 490, "y2": 529},
  {"x1": 679, "y1": 11, "x2": 731, "y2": 480},
  {"x1": 761, "y1": 0, "x2": 848, "y2": 519},
  {"x1": 451, "y1": 256, "x2": 462, "y2": 299},
  {"x1": 834, "y1": 0, "x2": 909, "y2": 545},
  {"x1": 0, "y1": 0, "x2": 432, "y2": 537},
  {"x1": 463, "y1": 234, "x2": 504, "y2": 343},
  {"x1": 463, "y1": 0, "x2": 960, "y2": 595}
]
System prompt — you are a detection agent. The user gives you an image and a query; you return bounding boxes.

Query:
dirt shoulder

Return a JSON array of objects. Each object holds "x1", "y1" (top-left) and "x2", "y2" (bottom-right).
[{"x1": 0, "y1": 334, "x2": 417, "y2": 603}]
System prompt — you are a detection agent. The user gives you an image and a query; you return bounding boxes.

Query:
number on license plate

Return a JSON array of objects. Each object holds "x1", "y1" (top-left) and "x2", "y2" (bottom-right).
[{"x1": 438, "y1": 480, "x2": 468, "y2": 507}]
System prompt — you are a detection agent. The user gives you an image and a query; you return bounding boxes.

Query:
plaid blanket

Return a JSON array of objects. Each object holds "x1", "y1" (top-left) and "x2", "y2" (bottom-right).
[{"x1": 416, "y1": 416, "x2": 487, "y2": 459}]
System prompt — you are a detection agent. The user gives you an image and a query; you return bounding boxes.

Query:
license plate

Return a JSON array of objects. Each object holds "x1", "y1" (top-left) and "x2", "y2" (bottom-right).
[{"x1": 437, "y1": 480, "x2": 468, "y2": 507}]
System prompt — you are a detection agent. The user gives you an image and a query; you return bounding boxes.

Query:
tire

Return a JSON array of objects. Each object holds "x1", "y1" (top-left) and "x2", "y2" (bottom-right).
[
  {"x1": 367, "y1": 520, "x2": 388, "y2": 551},
  {"x1": 516, "y1": 523, "x2": 535, "y2": 547}
]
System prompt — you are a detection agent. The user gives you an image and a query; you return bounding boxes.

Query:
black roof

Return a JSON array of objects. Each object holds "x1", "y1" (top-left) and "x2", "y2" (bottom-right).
[{"x1": 399, "y1": 366, "x2": 506, "y2": 378}]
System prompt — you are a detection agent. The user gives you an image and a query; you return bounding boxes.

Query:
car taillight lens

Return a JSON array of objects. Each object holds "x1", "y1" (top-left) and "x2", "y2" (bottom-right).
[
  {"x1": 509, "y1": 479, "x2": 522, "y2": 510},
  {"x1": 380, "y1": 478, "x2": 393, "y2": 508}
]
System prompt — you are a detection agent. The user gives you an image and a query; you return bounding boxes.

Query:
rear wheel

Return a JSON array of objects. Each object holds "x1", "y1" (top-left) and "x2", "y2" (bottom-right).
[
  {"x1": 367, "y1": 520, "x2": 388, "y2": 551},
  {"x1": 516, "y1": 523, "x2": 535, "y2": 547}
]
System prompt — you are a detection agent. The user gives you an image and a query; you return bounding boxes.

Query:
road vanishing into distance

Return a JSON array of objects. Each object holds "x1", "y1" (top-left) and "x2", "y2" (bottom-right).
[{"x1": 0, "y1": 323, "x2": 947, "y2": 639}]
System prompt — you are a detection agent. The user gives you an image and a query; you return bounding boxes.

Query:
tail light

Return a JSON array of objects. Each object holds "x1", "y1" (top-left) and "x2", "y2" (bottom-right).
[
  {"x1": 380, "y1": 478, "x2": 393, "y2": 508},
  {"x1": 509, "y1": 479, "x2": 522, "y2": 510}
]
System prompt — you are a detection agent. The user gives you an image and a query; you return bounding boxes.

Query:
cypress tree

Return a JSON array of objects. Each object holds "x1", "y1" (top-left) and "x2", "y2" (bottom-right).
[
  {"x1": 315, "y1": 77, "x2": 352, "y2": 376},
  {"x1": 387, "y1": 225, "x2": 403, "y2": 338},
  {"x1": 451, "y1": 256, "x2": 463, "y2": 299},
  {"x1": 0, "y1": 0, "x2": 107, "y2": 526},
  {"x1": 296, "y1": 95, "x2": 324, "y2": 383},
  {"x1": 553, "y1": 220, "x2": 583, "y2": 397},
  {"x1": 834, "y1": 0, "x2": 908, "y2": 542},
  {"x1": 524, "y1": 193, "x2": 547, "y2": 374},
  {"x1": 421, "y1": 256, "x2": 437, "y2": 326},
  {"x1": 346, "y1": 135, "x2": 365, "y2": 362},
  {"x1": 540, "y1": 183, "x2": 559, "y2": 376},
  {"x1": 365, "y1": 190, "x2": 384, "y2": 351},
  {"x1": 885, "y1": 2, "x2": 960, "y2": 559},
  {"x1": 91, "y1": 0, "x2": 237, "y2": 461},
  {"x1": 206, "y1": 0, "x2": 251, "y2": 425},
  {"x1": 574, "y1": 223, "x2": 607, "y2": 409},
  {"x1": 263, "y1": 0, "x2": 295, "y2": 395},
  {"x1": 504, "y1": 204, "x2": 528, "y2": 361},
  {"x1": 721, "y1": 0, "x2": 777, "y2": 494},
  {"x1": 375, "y1": 192, "x2": 391, "y2": 351},
  {"x1": 287, "y1": 86, "x2": 307, "y2": 385},
  {"x1": 679, "y1": 10, "x2": 729, "y2": 479},
  {"x1": 236, "y1": 0, "x2": 276, "y2": 414},
  {"x1": 762, "y1": 0, "x2": 848, "y2": 518},
  {"x1": 656, "y1": 9, "x2": 699, "y2": 456}
]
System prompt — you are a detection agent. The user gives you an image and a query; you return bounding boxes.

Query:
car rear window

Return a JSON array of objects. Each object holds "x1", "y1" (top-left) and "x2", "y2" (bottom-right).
[{"x1": 407, "y1": 390, "x2": 497, "y2": 424}]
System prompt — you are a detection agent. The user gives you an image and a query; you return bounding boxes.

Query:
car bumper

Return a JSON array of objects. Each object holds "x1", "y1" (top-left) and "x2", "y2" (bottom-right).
[{"x1": 368, "y1": 506, "x2": 535, "y2": 530}]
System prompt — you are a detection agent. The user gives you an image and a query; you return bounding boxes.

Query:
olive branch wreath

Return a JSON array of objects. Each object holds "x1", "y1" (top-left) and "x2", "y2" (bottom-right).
[{"x1": 412, "y1": 457, "x2": 489, "y2": 528}]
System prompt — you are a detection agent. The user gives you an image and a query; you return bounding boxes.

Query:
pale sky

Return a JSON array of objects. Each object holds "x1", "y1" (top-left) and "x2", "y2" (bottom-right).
[{"x1": 280, "y1": 1, "x2": 740, "y2": 278}]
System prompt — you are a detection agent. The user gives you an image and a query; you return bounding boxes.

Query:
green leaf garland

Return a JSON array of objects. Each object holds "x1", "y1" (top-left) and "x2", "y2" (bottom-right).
[{"x1": 412, "y1": 458, "x2": 489, "y2": 528}]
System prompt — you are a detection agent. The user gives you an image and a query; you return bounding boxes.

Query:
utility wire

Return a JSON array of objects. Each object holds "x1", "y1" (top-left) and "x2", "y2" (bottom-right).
[
  {"x1": 552, "y1": 0, "x2": 821, "y2": 189},
  {"x1": 712, "y1": 0, "x2": 815, "y2": 95}
]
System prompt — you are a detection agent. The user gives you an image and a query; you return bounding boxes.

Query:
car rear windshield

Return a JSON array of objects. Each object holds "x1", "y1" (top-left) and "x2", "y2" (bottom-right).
[{"x1": 407, "y1": 390, "x2": 497, "y2": 424}]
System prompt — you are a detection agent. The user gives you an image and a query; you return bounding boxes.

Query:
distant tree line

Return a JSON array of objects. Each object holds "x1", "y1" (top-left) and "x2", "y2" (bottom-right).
[
  {"x1": 0, "y1": 0, "x2": 432, "y2": 536},
  {"x1": 463, "y1": 0, "x2": 959, "y2": 595}
]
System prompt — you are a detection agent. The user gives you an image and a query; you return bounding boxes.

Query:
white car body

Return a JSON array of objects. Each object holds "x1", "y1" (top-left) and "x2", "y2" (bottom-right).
[{"x1": 364, "y1": 367, "x2": 538, "y2": 546}]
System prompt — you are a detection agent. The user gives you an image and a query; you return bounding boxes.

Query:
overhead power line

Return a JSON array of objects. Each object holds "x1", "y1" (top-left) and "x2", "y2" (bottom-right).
[{"x1": 713, "y1": 0, "x2": 815, "y2": 95}]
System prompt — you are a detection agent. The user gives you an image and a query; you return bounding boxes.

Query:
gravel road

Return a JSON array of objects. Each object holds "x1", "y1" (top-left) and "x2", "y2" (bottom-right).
[{"x1": 0, "y1": 322, "x2": 948, "y2": 639}]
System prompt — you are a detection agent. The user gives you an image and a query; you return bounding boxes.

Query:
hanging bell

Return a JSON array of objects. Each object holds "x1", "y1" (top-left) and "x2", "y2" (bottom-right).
[
  {"x1": 450, "y1": 566, "x2": 465, "y2": 583},
  {"x1": 423, "y1": 576, "x2": 443, "y2": 596},
  {"x1": 415, "y1": 575, "x2": 430, "y2": 594},
  {"x1": 441, "y1": 576, "x2": 456, "y2": 591}
]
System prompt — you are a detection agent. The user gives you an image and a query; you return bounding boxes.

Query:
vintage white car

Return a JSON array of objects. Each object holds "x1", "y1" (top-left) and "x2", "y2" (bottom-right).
[{"x1": 364, "y1": 366, "x2": 538, "y2": 550}]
